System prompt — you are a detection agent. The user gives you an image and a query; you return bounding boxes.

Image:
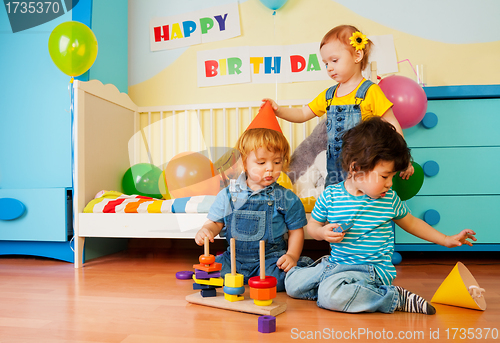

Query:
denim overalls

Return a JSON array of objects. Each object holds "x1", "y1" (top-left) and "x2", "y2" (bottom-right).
[
  {"x1": 214, "y1": 182, "x2": 292, "y2": 292},
  {"x1": 325, "y1": 80, "x2": 374, "y2": 187}
]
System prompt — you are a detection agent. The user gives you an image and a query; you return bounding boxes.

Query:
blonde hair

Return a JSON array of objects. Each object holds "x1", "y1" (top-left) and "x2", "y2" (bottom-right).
[
  {"x1": 235, "y1": 128, "x2": 290, "y2": 172},
  {"x1": 320, "y1": 25, "x2": 373, "y2": 72}
]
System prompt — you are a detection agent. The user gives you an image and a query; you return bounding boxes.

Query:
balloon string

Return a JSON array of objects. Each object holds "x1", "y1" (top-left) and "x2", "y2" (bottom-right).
[
  {"x1": 274, "y1": 10, "x2": 278, "y2": 103},
  {"x1": 69, "y1": 79, "x2": 75, "y2": 191},
  {"x1": 69, "y1": 78, "x2": 76, "y2": 247},
  {"x1": 397, "y1": 59, "x2": 422, "y2": 84}
]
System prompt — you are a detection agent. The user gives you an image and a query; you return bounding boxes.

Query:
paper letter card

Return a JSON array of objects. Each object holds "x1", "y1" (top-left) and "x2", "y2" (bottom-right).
[{"x1": 150, "y1": 3, "x2": 241, "y2": 51}]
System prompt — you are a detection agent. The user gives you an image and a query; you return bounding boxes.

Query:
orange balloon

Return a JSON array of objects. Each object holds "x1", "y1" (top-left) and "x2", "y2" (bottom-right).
[
  {"x1": 165, "y1": 152, "x2": 221, "y2": 198},
  {"x1": 158, "y1": 170, "x2": 171, "y2": 200}
]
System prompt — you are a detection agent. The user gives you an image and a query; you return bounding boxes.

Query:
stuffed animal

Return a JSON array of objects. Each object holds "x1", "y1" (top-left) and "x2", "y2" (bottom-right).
[{"x1": 288, "y1": 119, "x2": 328, "y2": 199}]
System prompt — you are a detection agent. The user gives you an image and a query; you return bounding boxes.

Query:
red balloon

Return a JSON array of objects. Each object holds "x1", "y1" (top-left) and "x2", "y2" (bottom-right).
[
  {"x1": 379, "y1": 75, "x2": 428, "y2": 129},
  {"x1": 165, "y1": 152, "x2": 221, "y2": 198}
]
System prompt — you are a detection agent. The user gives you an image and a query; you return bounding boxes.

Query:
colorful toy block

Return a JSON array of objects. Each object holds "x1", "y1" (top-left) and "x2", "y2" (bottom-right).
[
  {"x1": 195, "y1": 270, "x2": 221, "y2": 279},
  {"x1": 250, "y1": 286, "x2": 276, "y2": 300},
  {"x1": 333, "y1": 222, "x2": 353, "y2": 233},
  {"x1": 193, "y1": 283, "x2": 221, "y2": 290},
  {"x1": 224, "y1": 293, "x2": 244, "y2": 302},
  {"x1": 258, "y1": 315, "x2": 276, "y2": 333},
  {"x1": 186, "y1": 238, "x2": 287, "y2": 316},
  {"x1": 254, "y1": 299, "x2": 273, "y2": 306},
  {"x1": 225, "y1": 273, "x2": 244, "y2": 288},
  {"x1": 199, "y1": 254, "x2": 216, "y2": 265},
  {"x1": 248, "y1": 275, "x2": 277, "y2": 289},
  {"x1": 201, "y1": 288, "x2": 217, "y2": 297},
  {"x1": 222, "y1": 238, "x2": 245, "y2": 302},
  {"x1": 176, "y1": 270, "x2": 194, "y2": 280},
  {"x1": 193, "y1": 262, "x2": 222, "y2": 272},
  {"x1": 223, "y1": 285, "x2": 245, "y2": 296},
  {"x1": 193, "y1": 237, "x2": 224, "y2": 297},
  {"x1": 193, "y1": 276, "x2": 224, "y2": 287},
  {"x1": 249, "y1": 241, "x2": 277, "y2": 307}
]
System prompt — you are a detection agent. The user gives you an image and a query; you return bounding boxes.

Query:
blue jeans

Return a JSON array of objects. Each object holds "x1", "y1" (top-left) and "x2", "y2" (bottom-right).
[{"x1": 285, "y1": 256, "x2": 399, "y2": 313}]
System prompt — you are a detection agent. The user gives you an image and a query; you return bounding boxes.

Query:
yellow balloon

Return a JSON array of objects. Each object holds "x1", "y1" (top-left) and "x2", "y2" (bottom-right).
[
  {"x1": 48, "y1": 21, "x2": 98, "y2": 77},
  {"x1": 277, "y1": 172, "x2": 293, "y2": 190}
]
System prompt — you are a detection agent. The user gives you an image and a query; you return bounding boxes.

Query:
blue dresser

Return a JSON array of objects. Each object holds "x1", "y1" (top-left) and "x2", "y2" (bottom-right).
[{"x1": 395, "y1": 85, "x2": 500, "y2": 251}]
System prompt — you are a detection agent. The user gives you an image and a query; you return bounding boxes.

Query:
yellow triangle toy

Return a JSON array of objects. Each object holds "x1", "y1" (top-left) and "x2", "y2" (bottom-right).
[{"x1": 431, "y1": 262, "x2": 486, "y2": 311}]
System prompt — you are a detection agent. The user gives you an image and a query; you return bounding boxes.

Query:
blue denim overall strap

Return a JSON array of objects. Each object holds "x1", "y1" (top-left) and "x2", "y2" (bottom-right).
[
  {"x1": 325, "y1": 80, "x2": 374, "y2": 187},
  {"x1": 225, "y1": 184, "x2": 287, "y2": 260},
  {"x1": 214, "y1": 180, "x2": 309, "y2": 291}
]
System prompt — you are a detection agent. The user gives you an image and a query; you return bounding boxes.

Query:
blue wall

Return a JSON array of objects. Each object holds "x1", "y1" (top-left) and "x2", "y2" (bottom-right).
[{"x1": 90, "y1": 0, "x2": 128, "y2": 93}]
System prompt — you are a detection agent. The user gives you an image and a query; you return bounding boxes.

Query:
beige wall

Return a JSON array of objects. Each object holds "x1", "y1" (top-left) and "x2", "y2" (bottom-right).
[{"x1": 129, "y1": 0, "x2": 500, "y2": 107}]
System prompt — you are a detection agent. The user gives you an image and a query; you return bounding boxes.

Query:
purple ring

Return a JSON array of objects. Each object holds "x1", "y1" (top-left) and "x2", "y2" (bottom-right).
[{"x1": 176, "y1": 270, "x2": 194, "y2": 280}]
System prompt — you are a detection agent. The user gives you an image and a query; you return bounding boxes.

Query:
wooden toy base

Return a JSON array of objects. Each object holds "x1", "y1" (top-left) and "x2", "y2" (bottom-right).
[{"x1": 186, "y1": 291, "x2": 287, "y2": 316}]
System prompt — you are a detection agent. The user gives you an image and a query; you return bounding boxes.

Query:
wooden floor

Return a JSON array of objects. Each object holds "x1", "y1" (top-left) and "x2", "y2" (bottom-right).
[{"x1": 1, "y1": 240, "x2": 499, "y2": 343}]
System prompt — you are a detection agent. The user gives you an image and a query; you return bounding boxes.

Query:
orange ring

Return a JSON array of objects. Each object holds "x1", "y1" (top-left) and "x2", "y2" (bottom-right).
[
  {"x1": 248, "y1": 275, "x2": 277, "y2": 289},
  {"x1": 198, "y1": 254, "x2": 215, "y2": 265}
]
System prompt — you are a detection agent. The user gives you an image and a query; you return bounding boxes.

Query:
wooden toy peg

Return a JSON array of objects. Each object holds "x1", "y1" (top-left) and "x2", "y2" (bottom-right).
[
  {"x1": 260, "y1": 240, "x2": 265, "y2": 280},
  {"x1": 231, "y1": 237, "x2": 236, "y2": 275},
  {"x1": 199, "y1": 236, "x2": 215, "y2": 266}
]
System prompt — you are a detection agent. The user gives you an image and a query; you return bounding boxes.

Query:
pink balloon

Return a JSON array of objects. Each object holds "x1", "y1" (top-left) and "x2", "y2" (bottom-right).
[{"x1": 378, "y1": 75, "x2": 428, "y2": 129}]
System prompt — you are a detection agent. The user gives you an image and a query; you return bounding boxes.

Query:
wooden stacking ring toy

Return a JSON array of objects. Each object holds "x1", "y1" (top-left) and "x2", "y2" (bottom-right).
[
  {"x1": 192, "y1": 237, "x2": 223, "y2": 297},
  {"x1": 249, "y1": 240, "x2": 277, "y2": 306},
  {"x1": 224, "y1": 238, "x2": 245, "y2": 302}
]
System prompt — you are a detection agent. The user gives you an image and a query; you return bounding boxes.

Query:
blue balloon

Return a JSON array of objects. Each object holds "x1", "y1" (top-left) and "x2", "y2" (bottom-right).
[{"x1": 259, "y1": 0, "x2": 288, "y2": 10}]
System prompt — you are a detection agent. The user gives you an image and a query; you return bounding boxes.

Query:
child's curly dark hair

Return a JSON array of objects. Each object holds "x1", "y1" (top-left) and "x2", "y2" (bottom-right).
[{"x1": 341, "y1": 117, "x2": 411, "y2": 175}]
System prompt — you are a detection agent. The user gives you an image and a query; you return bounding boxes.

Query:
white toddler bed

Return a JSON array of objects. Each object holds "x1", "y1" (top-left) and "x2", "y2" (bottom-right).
[{"x1": 72, "y1": 80, "x2": 320, "y2": 268}]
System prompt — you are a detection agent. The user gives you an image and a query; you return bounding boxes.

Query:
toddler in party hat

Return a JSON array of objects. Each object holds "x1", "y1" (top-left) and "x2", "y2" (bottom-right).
[{"x1": 195, "y1": 102, "x2": 312, "y2": 291}]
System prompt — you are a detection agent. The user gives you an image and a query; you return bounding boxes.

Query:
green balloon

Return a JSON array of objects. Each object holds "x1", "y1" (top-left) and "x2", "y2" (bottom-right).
[
  {"x1": 48, "y1": 21, "x2": 98, "y2": 77},
  {"x1": 392, "y1": 161, "x2": 424, "y2": 201},
  {"x1": 122, "y1": 163, "x2": 162, "y2": 199}
]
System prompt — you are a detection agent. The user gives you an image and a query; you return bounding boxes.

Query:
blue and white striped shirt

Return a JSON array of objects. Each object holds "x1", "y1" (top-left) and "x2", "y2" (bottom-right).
[{"x1": 311, "y1": 182, "x2": 409, "y2": 285}]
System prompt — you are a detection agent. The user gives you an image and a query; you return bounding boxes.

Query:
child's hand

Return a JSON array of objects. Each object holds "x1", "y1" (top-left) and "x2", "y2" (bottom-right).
[
  {"x1": 322, "y1": 223, "x2": 346, "y2": 243},
  {"x1": 277, "y1": 253, "x2": 298, "y2": 272},
  {"x1": 399, "y1": 162, "x2": 415, "y2": 180},
  {"x1": 444, "y1": 229, "x2": 476, "y2": 248},
  {"x1": 261, "y1": 98, "x2": 279, "y2": 111},
  {"x1": 195, "y1": 227, "x2": 215, "y2": 246}
]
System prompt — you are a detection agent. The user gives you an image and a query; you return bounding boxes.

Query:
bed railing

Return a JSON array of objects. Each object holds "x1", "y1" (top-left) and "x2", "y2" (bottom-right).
[{"x1": 134, "y1": 101, "x2": 321, "y2": 168}]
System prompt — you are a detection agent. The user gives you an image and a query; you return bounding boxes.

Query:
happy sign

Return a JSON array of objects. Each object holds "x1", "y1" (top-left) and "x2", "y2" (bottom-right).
[{"x1": 150, "y1": 3, "x2": 241, "y2": 51}]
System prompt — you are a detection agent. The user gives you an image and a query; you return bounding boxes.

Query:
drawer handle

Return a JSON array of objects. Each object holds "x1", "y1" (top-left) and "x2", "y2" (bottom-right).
[
  {"x1": 421, "y1": 112, "x2": 438, "y2": 129},
  {"x1": 424, "y1": 209, "x2": 440, "y2": 226},
  {"x1": 0, "y1": 198, "x2": 26, "y2": 220},
  {"x1": 423, "y1": 160, "x2": 440, "y2": 177}
]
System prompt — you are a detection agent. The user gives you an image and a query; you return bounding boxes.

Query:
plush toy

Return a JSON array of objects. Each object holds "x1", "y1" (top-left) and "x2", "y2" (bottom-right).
[{"x1": 288, "y1": 119, "x2": 328, "y2": 199}]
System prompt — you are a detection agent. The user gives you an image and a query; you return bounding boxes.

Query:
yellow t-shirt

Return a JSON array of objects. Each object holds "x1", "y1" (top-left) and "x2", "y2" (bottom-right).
[{"x1": 308, "y1": 80, "x2": 393, "y2": 120}]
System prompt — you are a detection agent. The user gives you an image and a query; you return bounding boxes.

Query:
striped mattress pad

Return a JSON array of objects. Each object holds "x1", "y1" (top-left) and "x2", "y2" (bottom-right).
[{"x1": 83, "y1": 191, "x2": 216, "y2": 214}]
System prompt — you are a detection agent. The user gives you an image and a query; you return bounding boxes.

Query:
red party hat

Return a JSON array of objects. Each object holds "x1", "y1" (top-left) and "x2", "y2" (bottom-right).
[{"x1": 246, "y1": 101, "x2": 282, "y2": 133}]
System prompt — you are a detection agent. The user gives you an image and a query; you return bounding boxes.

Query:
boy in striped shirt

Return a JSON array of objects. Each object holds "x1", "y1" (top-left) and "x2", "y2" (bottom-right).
[{"x1": 285, "y1": 117, "x2": 476, "y2": 314}]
